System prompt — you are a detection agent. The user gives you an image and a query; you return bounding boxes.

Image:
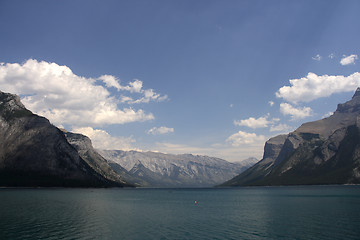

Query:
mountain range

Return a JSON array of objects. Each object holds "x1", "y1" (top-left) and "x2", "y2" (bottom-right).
[
  {"x1": 222, "y1": 88, "x2": 360, "y2": 186},
  {"x1": 98, "y1": 150, "x2": 256, "y2": 187},
  {"x1": 0, "y1": 90, "x2": 253, "y2": 187},
  {"x1": 0, "y1": 91, "x2": 131, "y2": 187}
]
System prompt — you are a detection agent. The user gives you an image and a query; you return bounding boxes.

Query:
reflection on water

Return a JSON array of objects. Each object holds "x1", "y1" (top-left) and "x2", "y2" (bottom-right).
[{"x1": 0, "y1": 186, "x2": 360, "y2": 240}]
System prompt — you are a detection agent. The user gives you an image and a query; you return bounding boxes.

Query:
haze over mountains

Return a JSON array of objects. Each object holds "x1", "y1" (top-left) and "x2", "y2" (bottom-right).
[
  {"x1": 0, "y1": 90, "x2": 252, "y2": 187},
  {"x1": 3, "y1": 87, "x2": 360, "y2": 188},
  {"x1": 98, "y1": 150, "x2": 255, "y2": 187},
  {"x1": 222, "y1": 88, "x2": 360, "y2": 186}
]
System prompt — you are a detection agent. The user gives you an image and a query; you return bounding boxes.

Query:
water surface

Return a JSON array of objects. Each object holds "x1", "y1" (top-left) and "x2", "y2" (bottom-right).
[{"x1": 1, "y1": 185, "x2": 359, "y2": 239}]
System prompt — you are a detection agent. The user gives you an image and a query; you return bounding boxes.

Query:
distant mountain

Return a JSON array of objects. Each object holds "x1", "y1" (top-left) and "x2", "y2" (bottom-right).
[
  {"x1": 63, "y1": 131, "x2": 137, "y2": 186},
  {"x1": 98, "y1": 150, "x2": 256, "y2": 187},
  {"x1": 0, "y1": 90, "x2": 131, "y2": 187},
  {"x1": 222, "y1": 88, "x2": 360, "y2": 186}
]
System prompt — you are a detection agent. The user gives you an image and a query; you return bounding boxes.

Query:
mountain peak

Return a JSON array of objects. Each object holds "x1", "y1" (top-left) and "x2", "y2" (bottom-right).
[
  {"x1": 0, "y1": 91, "x2": 26, "y2": 109},
  {"x1": 352, "y1": 87, "x2": 360, "y2": 99},
  {"x1": 0, "y1": 91, "x2": 32, "y2": 121},
  {"x1": 336, "y1": 88, "x2": 360, "y2": 114}
]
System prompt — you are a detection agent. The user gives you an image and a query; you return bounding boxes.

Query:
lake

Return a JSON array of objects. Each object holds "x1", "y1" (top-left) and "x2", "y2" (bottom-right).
[{"x1": 0, "y1": 185, "x2": 359, "y2": 239}]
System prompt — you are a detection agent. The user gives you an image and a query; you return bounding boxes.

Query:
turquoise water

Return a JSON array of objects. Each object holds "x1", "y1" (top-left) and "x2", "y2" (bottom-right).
[{"x1": 0, "y1": 186, "x2": 359, "y2": 240}]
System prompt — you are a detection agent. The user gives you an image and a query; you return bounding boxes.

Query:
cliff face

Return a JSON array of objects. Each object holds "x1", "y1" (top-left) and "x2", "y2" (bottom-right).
[
  {"x1": 0, "y1": 91, "x2": 127, "y2": 187},
  {"x1": 222, "y1": 88, "x2": 360, "y2": 186},
  {"x1": 221, "y1": 135, "x2": 287, "y2": 186},
  {"x1": 63, "y1": 131, "x2": 136, "y2": 187}
]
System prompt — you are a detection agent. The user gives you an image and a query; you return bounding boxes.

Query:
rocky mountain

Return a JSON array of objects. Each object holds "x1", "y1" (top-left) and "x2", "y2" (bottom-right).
[
  {"x1": 63, "y1": 131, "x2": 138, "y2": 186},
  {"x1": 98, "y1": 150, "x2": 256, "y2": 187},
  {"x1": 0, "y1": 90, "x2": 131, "y2": 187},
  {"x1": 222, "y1": 88, "x2": 360, "y2": 186}
]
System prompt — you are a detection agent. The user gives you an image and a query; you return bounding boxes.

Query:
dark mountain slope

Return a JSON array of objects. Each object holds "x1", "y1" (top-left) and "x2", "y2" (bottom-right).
[
  {"x1": 0, "y1": 91, "x2": 128, "y2": 187},
  {"x1": 222, "y1": 88, "x2": 360, "y2": 186}
]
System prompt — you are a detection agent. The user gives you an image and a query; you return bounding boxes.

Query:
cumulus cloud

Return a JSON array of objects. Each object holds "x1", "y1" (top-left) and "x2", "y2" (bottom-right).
[
  {"x1": 72, "y1": 127, "x2": 137, "y2": 151},
  {"x1": 98, "y1": 75, "x2": 122, "y2": 91},
  {"x1": 130, "y1": 89, "x2": 168, "y2": 104},
  {"x1": 322, "y1": 111, "x2": 333, "y2": 118},
  {"x1": 147, "y1": 126, "x2": 174, "y2": 135},
  {"x1": 234, "y1": 115, "x2": 269, "y2": 129},
  {"x1": 280, "y1": 103, "x2": 312, "y2": 120},
  {"x1": 234, "y1": 114, "x2": 279, "y2": 129},
  {"x1": 312, "y1": 54, "x2": 322, "y2": 61},
  {"x1": 0, "y1": 59, "x2": 168, "y2": 126},
  {"x1": 276, "y1": 72, "x2": 360, "y2": 103},
  {"x1": 340, "y1": 54, "x2": 358, "y2": 65},
  {"x1": 226, "y1": 131, "x2": 266, "y2": 146}
]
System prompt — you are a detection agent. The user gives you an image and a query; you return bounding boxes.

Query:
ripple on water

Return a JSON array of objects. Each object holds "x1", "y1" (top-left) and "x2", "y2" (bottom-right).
[{"x1": 0, "y1": 186, "x2": 360, "y2": 240}]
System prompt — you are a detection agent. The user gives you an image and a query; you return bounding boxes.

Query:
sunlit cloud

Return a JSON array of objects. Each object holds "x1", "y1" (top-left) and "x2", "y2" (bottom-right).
[
  {"x1": 72, "y1": 127, "x2": 138, "y2": 151},
  {"x1": 0, "y1": 59, "x2": 167, "y2": 127},
  {"x1": 147, "y1": 126, "x2": 174, "y2": 135},
  {"x1": 276, "y1": 72, "x2": 360, "y2": 103},
  {"x1": 340, "y1": 54, "x2": 358, "y2": 65},
  {"x1": 234, "y1": 114, "x2": 279, "y2": 129},
  {"x1": 312, "y1": 54, "x2": 321, "y2": 61},
  {"x1": 226, "y1": 131, "x2": 266, "y2": 146},
  {"x1": 328, "y1": 53, "x2": 335, "y2": 59},
  {"x1": 280, "y1": 103, "x2": 312, "y2": 120},
  {"x1": 322, "y1": 111, "x2": 333, "y2": 118}
]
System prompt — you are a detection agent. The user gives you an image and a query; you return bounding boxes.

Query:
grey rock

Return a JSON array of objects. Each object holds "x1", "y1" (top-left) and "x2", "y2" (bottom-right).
[
  {"x1": 0, "y1": 90, "x2": 128, "y2": 187},
  {"x1": 63, "y1": 131, "x2": 135, "y2": 186},
  {"x1": 98, "y1": 150, "x2": 255, "y2": 187},
  {"x1": 222, "y1": 88, "x2": 360, "y2": 186}
]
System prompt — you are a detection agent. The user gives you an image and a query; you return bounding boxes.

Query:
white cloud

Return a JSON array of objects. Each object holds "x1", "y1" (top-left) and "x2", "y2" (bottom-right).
[
  {"x1": 312, "y1": 54, "x2": 322, "y2": 61},
  {"x1": 276, "y1": 72, "x2": 360, "y2": 103},
  {"x1": 270, "y1": 123, "x2": 294, "y2": 133},
  {"x1": 98, "y1": 75, "x2": 122, "y2": 91},
  {"x1": 234, "y1": 114, "x2": 279, "y2": 129},
  {"x1": 268, "y1": 101, "x2": 274, "y2": 107},
  {"x1": 328, "y1": 53, "x2": 335, "y2": 59},
  {"x1": 72, "y1": 127, "x2": 138, "y2": 151},
  {"x1": 0, "y1": 59, "x2": 168, "y2": 126},
  {"x1": 226, "y1": 131, "x2": 266, "y2": 146},
  {"x1": 340, "y1": 54, "x2": 358, "y2": 65},
  {"x1": 130, "y1": 88, "x2": 168, "y2": 104},
  {"x1": 322, "y1": 111, "x2": 333, "y2": 118},
  {"x1": 280, "y1": 103, "x2": 312, "y2": 120},
  {"x1": 234, "y1": 115, "x2": 270, "y2": 129},
  {"x1": 127, "y1": 79, "x2": 143, "y2": 93},
  {"x1": 147, "y1": 126, "x2": 174, "y2": 135}
]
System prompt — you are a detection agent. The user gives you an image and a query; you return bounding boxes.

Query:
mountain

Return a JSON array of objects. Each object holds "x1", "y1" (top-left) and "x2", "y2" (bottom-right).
[
  {"x1": 98, "y1": 150, "x2": 256, "y2": 187},
  {"x1": 0, "y1": 90, "x2": 131, "y2": 187},
  {"x1": 62, "y1": 131, "x2": 137, "y2": 186},
  {"x1": 222, "y1": 88, "x2": 360, "y2": 186}
]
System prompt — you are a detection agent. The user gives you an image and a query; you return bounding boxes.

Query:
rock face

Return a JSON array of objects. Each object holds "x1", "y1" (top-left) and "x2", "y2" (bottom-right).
[
  {"x1": 222, "y1": 88, "x2": 360, "y2": 186},
  {"x1": 98, "y1": 150, "x2": 256, "y2": 187},
  {"x1": 63, "y1": 131, "x2": 136, "y2": 186},
  {"x1": 0, "y1": 91, "x2": 130, "y2": 187}
]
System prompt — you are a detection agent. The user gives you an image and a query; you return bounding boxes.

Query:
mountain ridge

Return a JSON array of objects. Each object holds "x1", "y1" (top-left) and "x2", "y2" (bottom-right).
[
  {"x1": 0, "y1": 90, "x2": 132, "y2": 187},
  {"x1": 98, "y1": 149, "x2": 256, "y2": 187},
  {"x1": 222, "y1": 88, "x2": 360, "y2": 186}
]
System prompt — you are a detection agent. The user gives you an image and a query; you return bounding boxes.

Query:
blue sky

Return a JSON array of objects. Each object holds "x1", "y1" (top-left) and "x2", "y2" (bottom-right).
[{"x1": 1, "y1": 0, "x2": 360, "y2": 161}]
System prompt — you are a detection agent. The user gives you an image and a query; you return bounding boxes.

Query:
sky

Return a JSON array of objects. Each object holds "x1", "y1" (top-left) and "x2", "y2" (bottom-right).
[{"x1": 0, "y1": 0, "x2": 360, "y2": 162}]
